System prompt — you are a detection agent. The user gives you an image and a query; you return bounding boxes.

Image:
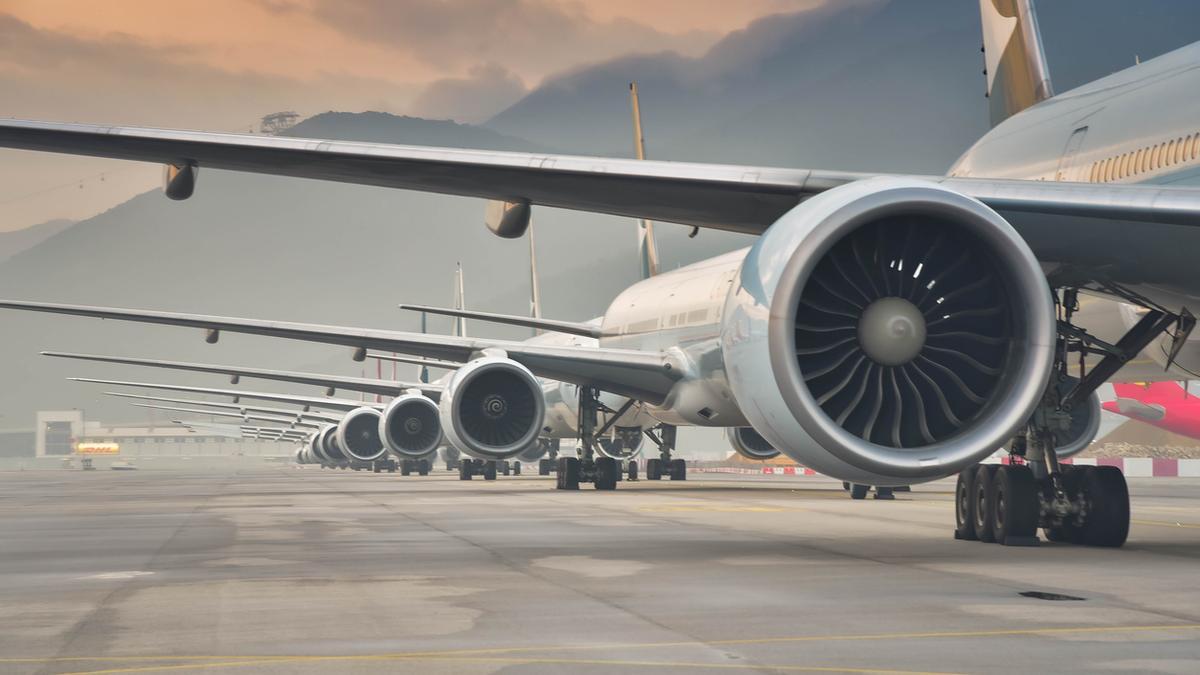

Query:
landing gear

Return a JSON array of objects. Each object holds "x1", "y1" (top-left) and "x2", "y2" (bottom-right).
[
  {"x1": 417, "y1": 459, "x2": 430, "y2": 476},
  {"x1": 557, "y1": 456, "x2": 580, "y2": 490},
  {"x1": 459, "y1": 460, "x2": 474, "y2": 481},
  {"x1": 643, "y1": 424, "x2": 681, "y2": 481},
  {"x1": 499, "y1": 461, "x2": 511, "y2": 476},
  {"x1": 952, "y1": 286, "x2": 1188, "y2": 548},
  {"x1": 482, "y1": 460, "x2": 498, "y2": 481},
  {"x1": 558, "y1": 386, "x2": 644, "y2": 490},
  {"x1": 512, "y1": 461, "x2": 522, "y2": 476},
  {"x1": 844, "y1": 481, "x2": 901, "y2": 499},
  {"x1": 538, "y1": 458, "x2": 553, "y2": 476},
  {"x1": 594, "y1": 456, "x2": 619, "y2": 490},
  {"x1": 627, "y1": 461, "x2": 638, "y2": 481},
  {"x1": 373, "y1": 458, "x2": 397, "y2": 473}
]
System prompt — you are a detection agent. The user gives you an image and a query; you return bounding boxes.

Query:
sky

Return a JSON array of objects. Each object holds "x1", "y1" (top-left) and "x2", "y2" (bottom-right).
[{"x1": 0, "y1": 0, "x2": 828, "y2": 232}]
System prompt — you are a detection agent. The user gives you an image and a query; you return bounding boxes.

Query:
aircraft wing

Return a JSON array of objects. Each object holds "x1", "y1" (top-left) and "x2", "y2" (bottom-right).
[
  {"x1": 111, "y1": 392, "x2": 344, "y2": 422},
  {"x1": 70, "y1": 376, "x2": 381, "y2": 413},
  {"x1": 132, "y1": 403, "x2": 328, "y2": 428},
  {"x1": 43, "y1": 351, "x2": 439, "y2": 400},
  {"x1": 8, "y1": 302, "x2": 683, "y2": 403},
  {"x1": 3, "y1": 120, "x2": 1200, "y2": 303},
  {"x1": 0, "y1": 119, "x2": 854, "y2": 234}
]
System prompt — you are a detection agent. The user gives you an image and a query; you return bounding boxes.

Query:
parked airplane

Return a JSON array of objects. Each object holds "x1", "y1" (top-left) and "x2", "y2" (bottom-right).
[
  {"x1": 1104, "y1": 381, "x2": 1200, "y2": 441},
  {"x1": 4, "y1": 1, "x2": 1200, "y2": 546}
]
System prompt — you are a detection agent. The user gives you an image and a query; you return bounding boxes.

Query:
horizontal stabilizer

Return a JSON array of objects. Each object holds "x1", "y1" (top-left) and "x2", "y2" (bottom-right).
[
  {"x1": 367, "y1": 353, "x2": 461, "y2": 370},
  {"x1": 399, "y1": 304, "x2": 602, "y2": 339}
]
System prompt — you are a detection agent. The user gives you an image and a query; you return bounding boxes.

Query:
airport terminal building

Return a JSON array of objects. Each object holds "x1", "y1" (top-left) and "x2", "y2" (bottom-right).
[{"x1": 0, "y1": 410, "x2": 295, "y2": 461}]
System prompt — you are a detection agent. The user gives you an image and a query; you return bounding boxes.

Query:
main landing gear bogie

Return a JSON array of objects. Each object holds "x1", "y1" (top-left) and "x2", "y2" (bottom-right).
[
  {"x1": 955, "y1": 462, "x2": 1128, "y2": 548},
  {"x1": 458, "y1": 458, "x2": 505, "y2": 481},
  {"x1": 556, "y1": 385, "x2": 665, "y2": 491}
]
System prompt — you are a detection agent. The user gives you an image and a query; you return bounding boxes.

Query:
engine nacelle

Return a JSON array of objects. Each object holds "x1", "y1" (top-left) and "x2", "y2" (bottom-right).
[
  {"x1": 336, "y1": 407, "x2": 387, "y2": 462},
  {"x1": 380, "y1": 394, "x2": 443, "y2": 458},
  {"x1": 727, "y1": 427, "x2": 780, "y2": 461},
  {"x1": 518, "y1": 438, "x2": 551, "y2": 463},
  {"x1": 1051, "y1": 389, "x2": 1102, "y2": 460},
  {"x1": 440, "y1": 356, "x2": 545, "y2": 460},
  {"x1": 316, "y1": 424, "x2": 345, "y2": 463},
  {"x1": 722, "y1": 177, "x2": 1055, "y2": 485},
  {"x1": 596, "y1": 427, "x2": 645, "y2": 460}
]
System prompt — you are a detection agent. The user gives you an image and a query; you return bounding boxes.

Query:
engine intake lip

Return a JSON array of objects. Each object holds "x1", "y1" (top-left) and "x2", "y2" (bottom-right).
[
  {"x1": 447, "y1": 358, "x2": 545, "y2": 460},
  {"x1": 766, "y1": 181, "x2": 1055, "y2": 479},
  {"x1": 382, "y1": 395, "x2": 442, "y2": 458}
]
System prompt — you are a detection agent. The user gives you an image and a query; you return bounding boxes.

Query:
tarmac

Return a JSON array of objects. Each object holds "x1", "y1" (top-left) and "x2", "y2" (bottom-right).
[{"x1": 2, "y1": 465, "x2": 1199, "y2": 674}]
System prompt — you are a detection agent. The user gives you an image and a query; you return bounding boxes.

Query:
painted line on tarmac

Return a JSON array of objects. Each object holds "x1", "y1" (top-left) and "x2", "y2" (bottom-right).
[
  {"x1": 1132, "y1": 518, "x2": 1200, "y2": 529},
  {"x1": 59, "y1": 656, "x2": 958, "y2": 675},
  {"x1": 13, "y1": 622, "x2": 1200, "y2": 672}
]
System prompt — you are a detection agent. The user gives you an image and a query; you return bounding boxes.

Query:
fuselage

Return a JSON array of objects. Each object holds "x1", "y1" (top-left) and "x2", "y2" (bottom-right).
[{"x1": 596, "y1": 41, "x2": 1200, "y2": 426}]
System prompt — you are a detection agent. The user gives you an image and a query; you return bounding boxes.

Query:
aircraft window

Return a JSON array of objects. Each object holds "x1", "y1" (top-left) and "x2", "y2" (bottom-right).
[
  {"x1": 1120, "y1": 153, "x2": 1131, "y2": 179},
  {"x1": 1100, "y1": 158, "x2": 1110, "y2": 182},
  {"x1": 1167, "y1": 140, "x2": 1177, "y2": 166},
  {"x1": 1088, "y1": 162, "x2": 1098, "y2": 182},
  {"x1": 1174, "y1": 138, "x2": 1184, "y2": 164},
  {"x1": 1193, "y1": 134, "x2": 1200, "y2": 161},
  {"x1": 1139, "y1": 147, "x2": 1150, "y2": 173},
  {"x1": 1133, "y1": 149, "x2": 1143, "y2": 175},
  {"x1": 1188, "y1": 135, "x2": 1197, "y2": 161}
]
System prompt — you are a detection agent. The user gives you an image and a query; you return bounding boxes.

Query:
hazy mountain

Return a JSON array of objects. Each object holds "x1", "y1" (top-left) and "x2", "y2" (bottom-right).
[
  {"x1": 0, "y1": 218, "x2": 73, "y2": 263},
  {"x1": 487, "y1": 0, "x2": 1200, "y2": 171}
]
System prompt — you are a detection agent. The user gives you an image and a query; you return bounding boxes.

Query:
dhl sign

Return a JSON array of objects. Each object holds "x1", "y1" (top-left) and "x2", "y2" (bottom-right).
[{"x1": 75, "y1": 442, "x2": 119, "y2": 455}]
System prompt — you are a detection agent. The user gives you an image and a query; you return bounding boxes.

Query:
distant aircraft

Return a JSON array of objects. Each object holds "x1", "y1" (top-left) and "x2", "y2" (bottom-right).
[
  {"x1": 1104, "y1": 381, "x2": 1200, "y2": 442},
  {"x1": 3, "y1": 1, "x2": 1200, "y2": 547}
]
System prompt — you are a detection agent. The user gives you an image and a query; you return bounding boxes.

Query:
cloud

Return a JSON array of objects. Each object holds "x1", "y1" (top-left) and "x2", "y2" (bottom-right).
[
  {"x1": 308, "y1": 0, "x2": 717, "y2": 82},
  {"x1": 409, "y1": 63, "x2": 528, "y2": 123},
  {"x1": 0, "y1": 13, "x2": 417, "y2": 230}
]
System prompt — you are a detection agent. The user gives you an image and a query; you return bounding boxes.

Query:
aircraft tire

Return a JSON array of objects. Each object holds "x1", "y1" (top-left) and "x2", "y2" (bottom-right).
[
  {"x1": 993, "y1": 465, "x2": 1038, "y2": 544},
  {"x1": 973, "y1": 464, "x2": 999, "y2": 543},
  {"x1": 955, "y1": 467, "x2": 978, "y2": 540},
  {"x1": 1080, "y1": 466, "x2": 1130, "y2": 547}
]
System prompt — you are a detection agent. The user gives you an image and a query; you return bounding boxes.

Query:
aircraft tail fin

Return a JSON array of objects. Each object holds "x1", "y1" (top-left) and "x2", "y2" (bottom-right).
[
  {"x1": 630, "y1": 82, "x2": 660, "y2": 279},
  {"x1": 979, "y1": 0, "x2": 1053, "y2": 127},
  {"x1": 528, "y1": 221, "x2": 542, "y2": 333}
]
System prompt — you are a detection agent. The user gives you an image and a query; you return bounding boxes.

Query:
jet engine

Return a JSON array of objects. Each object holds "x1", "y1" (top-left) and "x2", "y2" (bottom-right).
[
  {"x1": 596, "y1": 427, "x2": 645, "y2": 460},
  {"x1": 518, "y1": 438, "x2": 551, "y2": 463},
  {"x1": 726, "y1": 427, "x2": 780, "y2": 461},
  {"x1": 315, "y1": 424, "x2": 345, "y2": 464},
  {"x1": 722, "y1": 177, "x2": 1056, "y2": 485},
  {"x1": 380, "y1": 393, "x2": 443, "y2": 458},
  {"x1": 335, "y1": 408, "x2": 387, "y2": 462},
  {"x1": 440, "y1": 356, "x2": 545, "y2": 460},
  {"x1": 1050, "y1": 389, "x2": 1102, "y2": 460}
]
